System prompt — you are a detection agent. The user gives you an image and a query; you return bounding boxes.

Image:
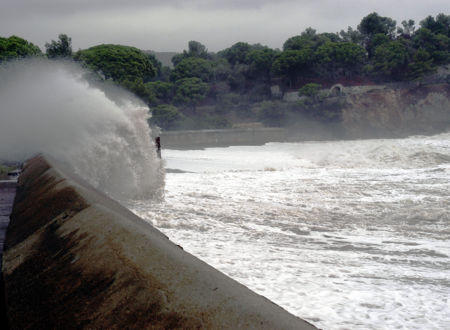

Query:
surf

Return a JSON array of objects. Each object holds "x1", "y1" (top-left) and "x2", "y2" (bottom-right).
[{"x1": 0, "y1": 58, "x2": 164, "y2": 201}]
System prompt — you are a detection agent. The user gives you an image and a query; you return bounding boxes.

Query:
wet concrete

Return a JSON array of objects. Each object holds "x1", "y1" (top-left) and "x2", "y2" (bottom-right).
[
  {"x1": 0, "y1": 181, "x2": 16, "y2": 266},
  {"x1": 0, "y1": 180, "x2": 16, "y2": 330},
  {"x1": 2, "y1": 155, "x2": 316, "y2": 329}
]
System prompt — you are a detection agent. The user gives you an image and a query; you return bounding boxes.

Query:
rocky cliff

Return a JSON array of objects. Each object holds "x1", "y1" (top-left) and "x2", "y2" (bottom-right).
[{"x1": 341, "y1": 82, "x2": 450, "y2": 139}]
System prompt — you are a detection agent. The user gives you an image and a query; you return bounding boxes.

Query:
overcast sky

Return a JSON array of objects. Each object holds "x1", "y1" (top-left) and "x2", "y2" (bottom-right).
[{"x1": 1, "y1": 0, "x2": 449, "y2": 52}]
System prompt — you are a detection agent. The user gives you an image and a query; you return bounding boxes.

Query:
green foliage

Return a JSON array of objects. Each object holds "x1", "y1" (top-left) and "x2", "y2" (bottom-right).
[
  {"x1": 339, "y1": 27, "x2": 363, "y2": 44},
  {"x1": 10, "y1": 11, "x2": 449, "y2": 131},
  {"x1": 315, "y1": 42, "x2": 367, "y2": 78},
  {"x1": 413, "y1": 28, "x2": 450, "y2": 64},
  {"x1": 276, "y1": 29, "x2": 351, "y2": 85},
  {"x1": 174, "y1": 77, "x2": 209, "y2": 110},
  {"x1": 358, "y1": 12, "x2": 396, "y2": 38},
  {"x1": 283, "y1": 35, "x2": 310, "y2": 51},
  {"x1": 226, "y1": 63, "x2": 248, "y2": 91},
  {"x1": 219, "y1": 42, "x2": 252, "y2": 65},
  {"x1": 160, "y1": 66, "x2": 172, "y2": 81},
  {"x1": 408, "y1": 48, "x2": 435, "y2": 79},
  {"x1": 255, "y1": 101, "x2": 287, "y2": 127},
  {"x1": 283, "y1": 28, "x2": 336, "y2": 51},
  {"x1": 320, "y1": 32, "x2": 341, "y2": 43},
  {"x1": 185, "y1": 40, "x2": 209, "y2": 59},
  {"x1": 120, "y1": 79, "x2": 154, "y2": 103},
  {"x1": 211, "y1": 58, "x2": 232, "y2": 81},
  {"x1": 298, "y1": 83, "x2": 322, "y2": 98},
  {"x1": 0, "y1": 164, "x2": 13, "y2": 175},
  {"x1": 146, "y1": 53, "x2": 163, "y2": 78},
  {"x1": 272, "y1": 49, "x2": 313, "y2": 86},
  {"x1": 290, "y1": 94, "x2": 345, "y2": 122},
  {"x1": 45, "y1": 34, "x2": 72, "y2": 58},
  {"x1": 74, "y1": 44, "x2": 157, "y2": 102},
  {"x1": 171, "y1": 53, "x2": 185, "y2": 67},
  {"x1": 0, "y1": 35, "x2": 42, "y2": 62},
  {"x1": 366, "y1": 33, "x2": 390, "y2": 57},
  {"x1": 217, "y1": 42, "x2": 274, "y2": 91},
  {"x1": 171, "y1": 40, "x2": 210, "y2": 66},
  {"x1": 373, "y1": 40, "x2": 411, "y2": 80},
  {"x1": 246, "y1": 48, "x2": 278, "y2": 80},
  {"x1": 74, "y1": 44, "x2": 156, "y2": 83},
  {"x1": 358, "y1": 12, "x2": 396, "y2": 58},
  {"x1": 145, "y1": 81, "x2": 174, "y2": 105},
  {"x1": 420, "y1": 14, "x2": 450, "y2": 36},
  {"x1": 149, "y1": 104, "x2": 183, "y2": 129},
  {"x1": 170, "y1": 57, "x2": 213, "y2": 82}
]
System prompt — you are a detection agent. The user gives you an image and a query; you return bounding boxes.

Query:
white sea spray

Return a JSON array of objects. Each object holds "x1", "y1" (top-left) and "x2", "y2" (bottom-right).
[{"x1": 0, "y1": 58, "x2": 164, "y2": 200}]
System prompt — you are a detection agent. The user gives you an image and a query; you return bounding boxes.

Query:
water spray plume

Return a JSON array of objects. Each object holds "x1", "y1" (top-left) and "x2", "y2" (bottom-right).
[{"x1": 0, "y1": 58, "x2": 164, "y2": 201}]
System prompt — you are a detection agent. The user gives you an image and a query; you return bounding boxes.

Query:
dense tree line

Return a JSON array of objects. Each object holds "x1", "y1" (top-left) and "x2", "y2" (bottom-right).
[
  {"x1": 1, "y1": 13, "x2": 449, "y2": 129},
  {"x1": 0, "y1": 35, "x2": 41, "y2": 61}
]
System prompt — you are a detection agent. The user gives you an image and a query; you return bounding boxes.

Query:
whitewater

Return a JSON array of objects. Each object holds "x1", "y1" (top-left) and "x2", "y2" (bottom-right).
[
  {"x1": 129, "y1": 133, "x2": 450, "y2": 330},
  {"x1": 1, "y1": 58, "x2": 448, "y2": 329},
  {"x1": 0, "y1": 58, "x2": 164, "y2": 200}
]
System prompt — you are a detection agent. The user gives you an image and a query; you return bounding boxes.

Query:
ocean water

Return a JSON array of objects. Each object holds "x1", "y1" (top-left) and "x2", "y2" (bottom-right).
[{"x1": 129, "y1": 133, "x2": 450, "y2": 330}]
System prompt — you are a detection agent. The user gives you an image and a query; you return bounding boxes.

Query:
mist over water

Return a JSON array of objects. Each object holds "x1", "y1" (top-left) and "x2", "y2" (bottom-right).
[
  {"x1": 130, "y1": 134, "x2": 450, "y2": 330},
  {"x1": 0, "y1": 58, "x2": 164, "y2": 200}
]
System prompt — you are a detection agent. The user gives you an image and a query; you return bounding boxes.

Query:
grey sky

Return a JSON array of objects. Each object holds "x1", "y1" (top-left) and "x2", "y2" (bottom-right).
[{"x1": 1, "y1": 0, "x2": 449, "y2": 52}]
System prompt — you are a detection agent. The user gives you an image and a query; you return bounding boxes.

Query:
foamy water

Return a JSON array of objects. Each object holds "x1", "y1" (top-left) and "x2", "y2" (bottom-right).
[
  {"x1": 130, "y1": 133, "x2": 450, "y2": 330},
  {"x1": 0, "y1": 58, "x2": 164, "y2": 200}
]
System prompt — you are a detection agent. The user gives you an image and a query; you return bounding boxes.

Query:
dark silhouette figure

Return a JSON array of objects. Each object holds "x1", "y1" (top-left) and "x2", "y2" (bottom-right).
[{"x1": 155, "y1": 137, "x2": 161, "y2": 159}]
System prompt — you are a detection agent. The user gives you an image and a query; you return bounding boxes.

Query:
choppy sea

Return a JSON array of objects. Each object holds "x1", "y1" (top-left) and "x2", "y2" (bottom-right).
[{"x1": 129, "y1": 133, "x2": 450, "y2": 330}]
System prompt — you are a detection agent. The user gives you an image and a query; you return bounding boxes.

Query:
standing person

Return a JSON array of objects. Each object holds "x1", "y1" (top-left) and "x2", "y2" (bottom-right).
[{"x1": 155, "y1": 137, "x2": 161, "y2": 159}]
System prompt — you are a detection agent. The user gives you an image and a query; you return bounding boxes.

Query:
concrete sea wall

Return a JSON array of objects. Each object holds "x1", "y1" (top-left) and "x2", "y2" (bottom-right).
[
  {"x1": 161, "y1": 127, "x2": 288, "y2": 149},
  {"x1": 2, "y1": 155, "x2": 315, "y2": 329}
]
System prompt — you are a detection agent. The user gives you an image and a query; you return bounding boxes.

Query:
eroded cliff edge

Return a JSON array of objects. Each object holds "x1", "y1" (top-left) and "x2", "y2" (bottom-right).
[
  {"x1": 341, "y1": 82, "x2": 450, "y2": 138},
  {"x1": 2, "y1": 155, "x2": 316, "y2": 329}
]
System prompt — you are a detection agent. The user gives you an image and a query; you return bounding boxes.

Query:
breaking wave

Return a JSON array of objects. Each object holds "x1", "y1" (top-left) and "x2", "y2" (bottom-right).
[{"x1": 0, "y1": 58, "x2": 164, "y2": 201}]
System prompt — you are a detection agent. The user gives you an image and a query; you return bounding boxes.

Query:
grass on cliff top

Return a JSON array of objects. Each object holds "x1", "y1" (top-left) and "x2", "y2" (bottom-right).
[{"x1": 0, "y1": 164, "x2": 14, "y2": 179}]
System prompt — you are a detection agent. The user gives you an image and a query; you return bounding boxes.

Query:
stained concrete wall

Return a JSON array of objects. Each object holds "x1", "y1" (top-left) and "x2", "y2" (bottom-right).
[
  {"x1": 161, "y1": 128, "x2": 288, "y2": 149},
  {"x1": 2, "y1": 155, "x2": 316, "y2": 329}
]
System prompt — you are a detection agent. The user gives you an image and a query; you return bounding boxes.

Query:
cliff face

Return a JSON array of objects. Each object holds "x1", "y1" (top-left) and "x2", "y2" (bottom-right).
[{"x1": 341, "y1": 83, "x2": 450, "y2": 138}]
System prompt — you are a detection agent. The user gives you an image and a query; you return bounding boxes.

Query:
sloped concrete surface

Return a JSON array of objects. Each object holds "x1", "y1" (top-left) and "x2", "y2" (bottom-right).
[
  {"x1": 2, "y1": 155, "x2": 316, "y2": 329},
  {"x1": 0, "y1": 180, "x2": 16, "y2": 329},
  {"x1": 0, "y1": 180, "x2": 16, "y2": 265}
]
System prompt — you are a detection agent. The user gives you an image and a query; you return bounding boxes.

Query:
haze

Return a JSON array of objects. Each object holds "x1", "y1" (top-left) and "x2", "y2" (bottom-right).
[{"x1": 1, "y1": 0, "x2": 449, "y2": 52}]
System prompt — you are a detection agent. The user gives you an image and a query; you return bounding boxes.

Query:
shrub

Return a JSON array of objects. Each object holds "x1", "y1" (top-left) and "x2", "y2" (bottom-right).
[
  {"x1": 298, "y1": 83, "x2": 322, "y2": 98},
  {"x1": 149, "y1": 104, "x2": 184, "y2": 130},
  {"x1": 255, "y1": 101, "x2": 287, "y2": 127}
]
